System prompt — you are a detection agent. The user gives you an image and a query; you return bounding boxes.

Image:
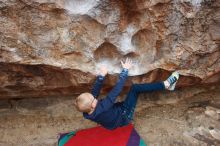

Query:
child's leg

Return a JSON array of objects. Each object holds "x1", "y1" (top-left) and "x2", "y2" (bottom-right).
[
  {"x1": 122, "y1": 81, "x2": 165, "y2": 121},
  {"x1": 121, "y1": 71, "x2": 179, "y2": 122}
]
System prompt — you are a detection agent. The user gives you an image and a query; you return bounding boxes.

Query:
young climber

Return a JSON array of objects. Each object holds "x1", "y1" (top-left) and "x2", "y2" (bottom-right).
[{"x1": 75, "y1": 58, "x2": 179, "y2": 130}]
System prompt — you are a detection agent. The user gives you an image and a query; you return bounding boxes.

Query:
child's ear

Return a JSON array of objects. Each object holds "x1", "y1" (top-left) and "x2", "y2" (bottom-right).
[{"x1": 91, "y1": 99, "x2": 97, "y2": 108}]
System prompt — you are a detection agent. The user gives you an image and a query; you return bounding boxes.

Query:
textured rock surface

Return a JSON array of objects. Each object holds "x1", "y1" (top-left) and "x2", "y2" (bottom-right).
[{"x1": 0, "y1": 0, "x2": 220, "y2": 98}]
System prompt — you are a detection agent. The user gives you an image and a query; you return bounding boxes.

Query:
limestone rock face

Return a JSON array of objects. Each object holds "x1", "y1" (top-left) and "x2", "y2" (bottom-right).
[{"x1": 0, "y1": 0, "x2": 219, "y2": 98}]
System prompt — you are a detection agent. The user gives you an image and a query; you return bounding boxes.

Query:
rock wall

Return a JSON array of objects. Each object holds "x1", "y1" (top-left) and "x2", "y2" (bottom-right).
[{"x1": 0, "y1": 0, "x2": 219, "y2": 98}]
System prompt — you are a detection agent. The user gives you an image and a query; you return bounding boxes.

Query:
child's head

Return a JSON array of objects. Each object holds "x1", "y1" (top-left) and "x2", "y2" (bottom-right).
[{"x1": 75, "y1": 92, "x2": 95, "y2": 113}]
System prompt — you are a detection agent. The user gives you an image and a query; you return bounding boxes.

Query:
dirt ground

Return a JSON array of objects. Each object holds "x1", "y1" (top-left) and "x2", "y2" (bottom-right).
[{"x1": 0, "y1": 85, "x2": 219, "y2": 146}]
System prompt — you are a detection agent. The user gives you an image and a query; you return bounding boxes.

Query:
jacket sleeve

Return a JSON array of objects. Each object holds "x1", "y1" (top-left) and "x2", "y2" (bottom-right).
[
  {"x1": 95, "y1": 68, "x2": 128, "y2": 112},
  {"x1": 91, "y1": 75, "x2": 105, "y2": 98}
]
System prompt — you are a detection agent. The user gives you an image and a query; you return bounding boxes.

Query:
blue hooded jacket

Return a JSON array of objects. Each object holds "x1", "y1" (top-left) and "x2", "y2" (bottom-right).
[{"x1": 83, "y1": 68, "x2": 128, "y2": 130}]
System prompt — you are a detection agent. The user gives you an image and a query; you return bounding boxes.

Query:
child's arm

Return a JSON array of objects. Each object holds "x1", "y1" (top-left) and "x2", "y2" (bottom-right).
[
  {"x1": 91, "y1": 66, "x2": 108, "y2": 98},
  {"x1": 96, "y1": 58, "x2": 132, "y2": 111}
]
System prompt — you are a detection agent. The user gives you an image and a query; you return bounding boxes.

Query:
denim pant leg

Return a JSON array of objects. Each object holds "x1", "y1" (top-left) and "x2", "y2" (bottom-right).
[{"x1": 122, "y1": 81, "x2": 165, "y2": 122}]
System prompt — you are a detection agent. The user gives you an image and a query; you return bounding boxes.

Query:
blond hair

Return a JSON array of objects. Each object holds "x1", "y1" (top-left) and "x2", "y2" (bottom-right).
[{"x1": 75, "y1": 93, "x2": 93, "y2": 113}]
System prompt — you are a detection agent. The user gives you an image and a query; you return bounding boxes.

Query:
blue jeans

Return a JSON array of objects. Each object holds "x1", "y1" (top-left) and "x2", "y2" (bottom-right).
[{"x1": 121, "y1": 81, "x2": 165, "y2": 124}]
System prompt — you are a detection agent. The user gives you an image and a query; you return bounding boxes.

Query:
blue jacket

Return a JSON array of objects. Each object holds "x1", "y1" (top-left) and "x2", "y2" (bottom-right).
[{"x1": 83, "y1": 68, "x2": 128, "y2": 130}]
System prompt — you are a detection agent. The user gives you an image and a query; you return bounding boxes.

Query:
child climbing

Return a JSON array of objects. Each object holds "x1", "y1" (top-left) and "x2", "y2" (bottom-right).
[{"x1": 75, "y1": 58, "x2": 179, "y2": 130}]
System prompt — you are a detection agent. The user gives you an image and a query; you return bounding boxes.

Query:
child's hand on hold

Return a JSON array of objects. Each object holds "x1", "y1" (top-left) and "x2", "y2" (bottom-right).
[
  {"x1": 121, "y1": 58, "x2": 133, "y2": 70},
  {"x1": 99, "y1": 66, "x2": 108, "y2": 77}
]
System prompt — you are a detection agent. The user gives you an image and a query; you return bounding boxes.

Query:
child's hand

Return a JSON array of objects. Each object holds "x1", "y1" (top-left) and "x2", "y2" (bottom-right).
[
  {"x1": 121, "y1": 58, "x2": 133, "y2": 70},
  {"x1": 99, "y1": 66, "x2": 108, "y2": 76}
]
